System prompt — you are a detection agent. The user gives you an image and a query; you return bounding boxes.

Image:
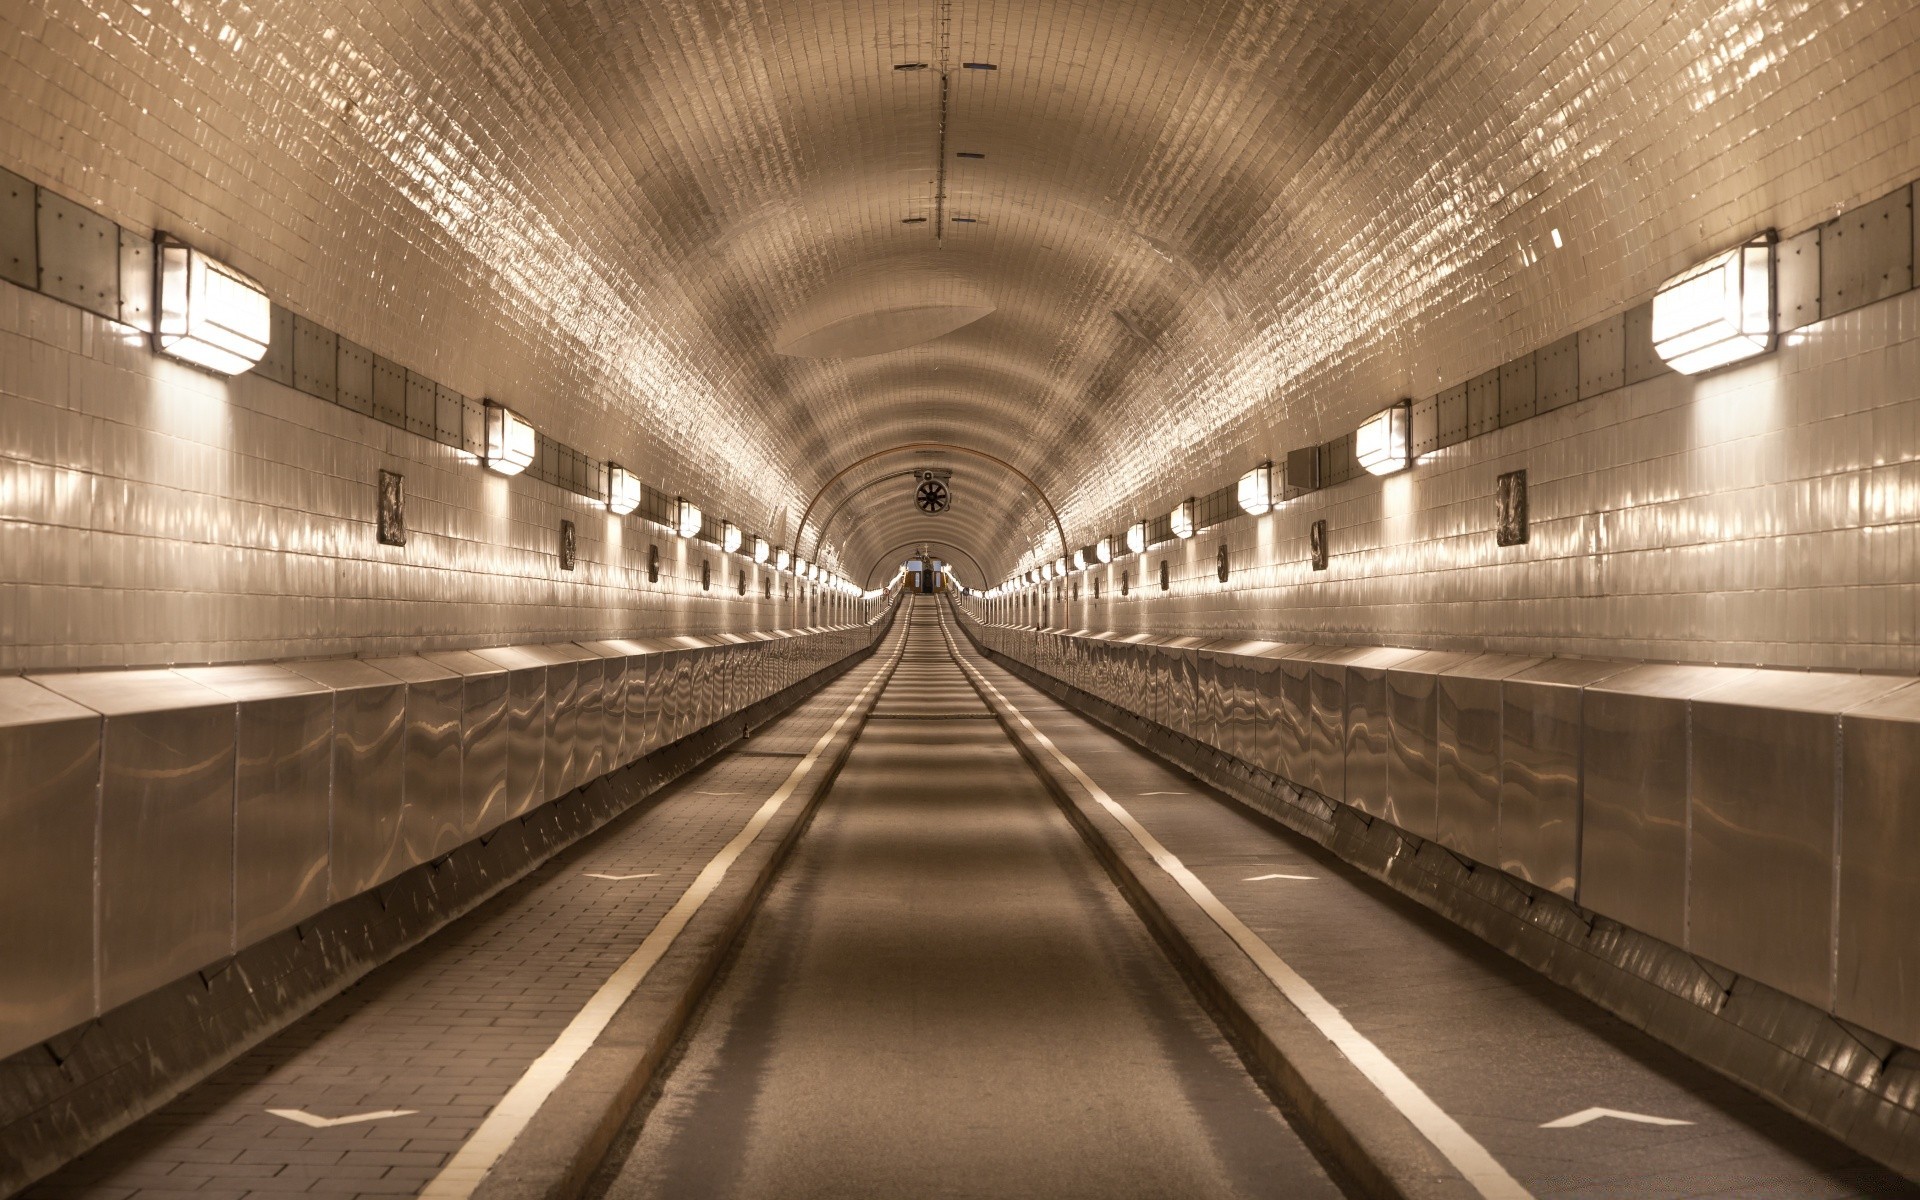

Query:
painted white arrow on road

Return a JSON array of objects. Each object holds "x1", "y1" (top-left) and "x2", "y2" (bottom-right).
[
  {"x1": 1541, "y1": 1107, "x2": 1693, "y2": 1129},
  {"x1": 1245, "y1": 873, "x2": 1317, "y2": 881},
  {"x1": 268, "y1": 1108, "x2": 418, "y2": 1128},
  {"x1": 584, "y1": 873, "x2": 658, "y2": 881}
]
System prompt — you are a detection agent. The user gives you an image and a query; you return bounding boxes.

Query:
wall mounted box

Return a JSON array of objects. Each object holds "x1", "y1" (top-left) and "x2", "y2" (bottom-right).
[
  {"x1": 1688, "y1": 670, "x2": 1906, "y2": 1011},
  {"x1": 421, "y1": 650, "x2": 510, "y2": 838},
  {"x1": 470, "y1": 646, "x2": 551, "y2": 821},
  {"x1": 1496, "y1": 658, "x2": 1626, "y2": 899},
  {"x1": 177, "y1": 665, "x2": 334, "y2": 946},
  {"x1": 0, "y1": 678, "x2": 101, "y2": 1059},
  {"x1": 1436, "y1": 654, "x2": 1541, "y2": 864},
  {"x1": 1384, "y1": 651, "x2": 1481, "y2": 840},
  {"x1": 1579, "y1": 664, "x2": 1751, "y2": 947},
  {"x1": 366, "y1": 656, "x2": 465, "y2": 865},
  {"x1": 1836, "y1": 683, "x2": 1920, "y2": 1047},
  {"x1": 287, "y1": 660, "x2": 407, "y2": 899},
  {"x1": 1339, "y1": 647, "x2": 1428, "y2": 819},
  {"x1": 33, "y1": 670, "x2": 236, "y2": 1013}
]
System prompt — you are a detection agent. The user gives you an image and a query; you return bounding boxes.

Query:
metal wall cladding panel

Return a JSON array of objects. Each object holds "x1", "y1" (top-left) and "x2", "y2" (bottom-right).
[
  {"x1": 33, "y1": 671, "x2": 237, "y2": 1013},
  {"x1": 1580, "y1": 664, "x2": 1750, "y2": 945},
  {"x1": 1435, "y1": 382, "x2": 1468, "y2": 449},
  {"x1": 255, "y1": 304, "x2": 294, "y2": 386},
  {"x1": 292, "y1": 314, "x2": 337, "y2": 401},
  {"x1": 1777, "y1": 225, "x2": 1822, "y2": 331},
  {"x1": 1688, "y1": 671, "x2": 1906, "y2": 1010},
  {"x1": 1466, "y1": 368, "x2": 1500, "y2": 438},
  {"x1": 1210, "y1": 641, "x2": 1284, "y2": 764},
  {"x1": 176, "y1": 666, "x2": 333, "y2": 947},
  {"x1": 1621, "y1": 301, "x2": 1666, "y2": 386},
  {"x1": 118, "y1": 229, "x2": 153, "y2": 331},
  {"x1": 1498, "y1": 352, "x2": 1537, "y2": 426},
  {"x1": 422, "y1": 650, "x2": 509, "y2": 837},
  {"x1": 1410, "y1": 394, "x2": 1439, "y2": 458},
  {"x1": 572, "y1": 652, "x2": 605, "y2": 789},
  {"x1": 0, "y1": 167, "x2": 37, "y2": 288},
  {"x1": 288, "y1": 660, "x2": 407, "y2": 898},
  {"x1": 366, "y1": 657, "x2": 464, "y2": 866},
  {"x1": 336, "y1": 337, "x2": 375, "y2": 416},
  {"x1": 1246, "y1": 644, "x2": 1310, "y2": 777},
  {"x1": 1436, "y1": 655, "x2": 1540, "y2": 864},
  {"x1": 0, "y1": 678, "x2": 101, "y2": 1059},
  {"x1": 1535, "y1": 333, "x2": 1580, "y2": 414},
  {"x1": 1165, "y1": 638, "x2": 1216, "y2": 744},
  {"x1": 1820, "y1": 186, "x2": 1913, "y2": 318},
  {"x1": 1339, "y1": 647, "x2": 1427, "y2": 819},
  {"x1": 471, "y1": 647, "x2": 548, "y2": 819},
  {"x1": 436, "y1": 383, "x2": 465, "y2": 446},
  {"x1": 1836, "y1": 684, "x2": 1920, "y2": 1047},
  {"x1": 1385, "y1": 652, "x2": 1479, "y2": 840},
  {"x1": 35, "y1": 188, "x2": 118, "y2": 318},
  {"x1": 372, "y1": 353, "x2": 408, "y2": 427},
  {"x1": 578, "y1": 642, "x2": 638, "y2": 767},
  {"x1": 1497, "y1": 659, "x2": 1628, "y2": 900},
  {"x1": 1274, "y1": 648, "x2": 1326, "y2": 784},
  {"x1": 406, "y1": 370, "x2": 438, "y2": 440},
  {"x1": 1577, "y1": 313, "x2": 1624, "y2": 399},
  {"x1": 1307, "y1": 648, "x2": 1369, "y2": 801}
]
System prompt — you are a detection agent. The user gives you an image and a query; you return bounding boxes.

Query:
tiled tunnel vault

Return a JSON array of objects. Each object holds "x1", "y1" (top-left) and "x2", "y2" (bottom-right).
[{"x1": 3, "y1": 0, "x2": 1920, "y2": 656}]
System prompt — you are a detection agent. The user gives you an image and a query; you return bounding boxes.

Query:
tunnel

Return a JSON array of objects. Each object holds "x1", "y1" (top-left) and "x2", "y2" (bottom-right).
[{"x1": 1, "y1": 1, "x2": 1919, "y2": 1196}]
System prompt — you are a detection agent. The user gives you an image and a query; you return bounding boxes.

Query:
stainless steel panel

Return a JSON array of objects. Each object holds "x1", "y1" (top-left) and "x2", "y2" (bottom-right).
[
  {"x1": 578, "y1": 643, "x2": 634, "y2": 768},
  {"x1": 0, "y1": 678, "x2": 100, "y2": 1058},
  {"x1": 0, "y1": 167, "x2": 36, "y2": 288},
  {"x1": 1580, "y1": 664, "x2": 1750, "y2": 946},
  {"x1": 1275, "y1": 647, "x2": 1322, "y2": 784},
  {"x1": 336, "y1": 336, "x2": 376, "y2": 416},
  {"x1": 117, "y1": 226, "x2": 153, "y2": 332},
  {"x1": 178, "y1": 666, "x2": 333, "y2": 947},
  {"x1": 1436, "y1": 654, "x2": 1539, "y2": 864},
  {"x1": 1340, "y1": 647, "x2": 1426, "y2": 819},
  {"x1": 1496, "y1": 659, "x2": 1627, "y2": 899},
  {"x1": 1820, "y1": 186, "x2": 1913, "y2": 318},
  {"x1": 292, "y1": 314, "x2": 338, "y2": 401},
  {"x1": 255, "y1": 304, "x2": 294, "y2": 386},
  {"x1": 1836, "y1": 684, "x2": 1920, "y2": 1047},
  {"x1": 1307, "y1": 648, "x2": 1362, "y2": 801},
  {"x1": 1384, "y1": 652, "x2": 1477, "y2": 839},
  {"x1": 472, "y1": 647, "x2": 549, "y2": 820},
  {"x1": 1247, "y1": 643, "x2": 1307, "y2": 777},
  {"x1": 34, "y1": 671, "x2": 236, "y2": 1014},
  {"x1": 35, "y1": 188, "x2": 118, "y2": 318},
  {"x1": 1577, "y1": 312, "x2": 1624, "y2": 398},
  {"x1": 1689, "y1": 671, "x2": 1905, "y2": 1009},
  {"x1": 1622, "y1": 300, "x2": 1665, "y2": 385},
  {"x1": 288, "y1": 660, "x2": 407, "y2": 898},
  {"x1": 1535, "y1": 333, "x2": 1579, "y2": 413},
  {"x1": 422, "y1": 650, "x2": 509, "y2": 837},
  {"x1": 1777, "y1": 224, "x2": 1821, "y2": 331},
  {"x1": 367, "y1": 657, "x2": 464, "y2": 866},
  {"x1": 1498, "y1": 351, "x2": 1536, "y2": 425}
]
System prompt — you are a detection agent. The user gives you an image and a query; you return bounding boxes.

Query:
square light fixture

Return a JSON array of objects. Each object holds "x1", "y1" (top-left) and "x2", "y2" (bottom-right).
[
  {"x1": 777, "y1": 547, "x2": 792, "y2": 571},
  {"x1": 1126, "y1": 521, "x2": 1147, "y2": 554},
  {"x1": 1170, "y1": 498, "x2": 1196, "y2": 540},
  {"x1": 606, "y1": 462, "x2": 641, "y2": 515},
  {"x1": 1096, "y1": 537, "x2": 1113, "y2": 563},
  {"x1": 722, "y1": 521, "x2": 742, "y2": 554},
  {"x1": 484, "y1": 401, "x2": 536, "y2": 476},
  {"x1": 1356, "y1": 399, "x2": 1413, "y2": 476},
  {"x1": 1072, "y1": 549, "x2": 1089, "y2": 571},
  {"x1": 1237, "y1": 463, "x2": 1274, "y2": 515},
  {"x1": 795, "y1": 556, "x2": 808, "y2": 577},
  {"x1": 1055, "y1": 557, "x2": 1069, "y2": 577},
  {"x1": 753, "y1": 536, "x2": 770, "y2": 564},
  {"x1": 1652, "y1": 233, "x2": 1775, "y2": 374},
  {"x1": 675, "y1": 498, "x2": 703, "y2": 539},
  {"x1": 152, "y1": 234, "x2": 271, "y2": 375}
]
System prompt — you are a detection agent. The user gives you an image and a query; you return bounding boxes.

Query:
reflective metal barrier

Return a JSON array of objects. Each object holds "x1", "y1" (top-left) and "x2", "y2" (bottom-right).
[
  {"x1": 956, "y1": 609, "x2": 1920, "y2": 1051},
  {"x1": 0, "y1": 616, "x2": 888, "y2": 1060}
]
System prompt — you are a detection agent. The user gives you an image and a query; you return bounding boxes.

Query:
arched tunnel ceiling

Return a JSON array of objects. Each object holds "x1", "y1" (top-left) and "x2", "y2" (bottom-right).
[{"x1": 5, "y1": 0, "x2": 1919, "y2": 581}]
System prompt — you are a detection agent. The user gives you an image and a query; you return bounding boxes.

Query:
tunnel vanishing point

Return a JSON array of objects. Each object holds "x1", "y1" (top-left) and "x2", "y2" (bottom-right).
[{"x1": 2, "y1": 2, "x2": 1920, "y2": 1197}]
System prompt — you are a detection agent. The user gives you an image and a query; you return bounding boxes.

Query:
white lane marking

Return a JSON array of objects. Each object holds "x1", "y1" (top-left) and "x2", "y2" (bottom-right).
[
  {"x1": 1140, "y1": 790, "x2": 1190, "y2": 796},
  {"x1": 1245, "y1": 873, "x2": 1317, "y2": 882},
  {"x1": 695, "y1": 790, "x2": 741, "y2": 796},
  {"x1": 937, "y1": 619, "x2": 1531, "y2": 1200},
  {"x1": 421, "y1": 631, "x2": 908, "y2": 1199},
  {"x1": 1541, "y1": 1107, "x2": 1693, "y2": 1129},
  {"x1": 268, "y1": 1108, "x2": 417, "y2": 1128},
  {"x1": 583, "y1": 873, "x2": 657, "y2": 881}
]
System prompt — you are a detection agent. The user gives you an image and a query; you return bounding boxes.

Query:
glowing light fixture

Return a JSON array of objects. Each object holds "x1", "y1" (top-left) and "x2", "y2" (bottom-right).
[
  {"x1": 675, "y1": 498, "x2": 703, "y2": 539},
  {"x1": 1096, "y1": 537, "x2": 1113, "y2": 564},
  {"x1": 1652, "y1": 233, "x2": 1775, "y2": 374},
  {"x1": 1170, "y1": 498, "x2": 1196, "y2": 540},
  {"x1": 1126, "y1": 521, "x2": 1147, "y2": 554},
  {"x1": 606, "y1": 463, "x2": 641, "y2": 515},
  {"x1": 484, "y1": 401, "x2": 537, "y2": 476},
  {"x1": 722, "y1": 521, "x2": 742, "y2": 554},
  {"x1": 777, "y1": 548, "x2": 792, "y2": 571},
  {"x1": 1237, "y1": 463, "x2": 1274, "y2": 515},
  {"x1": 1072, "y1": 549, "x2": 1089, "y2": 571},
  {"x1": 795, "y1": 556, "x2": 808, "y2": 577},
  {"x1": 752, "y1": 536, "x2": 770, "y2": 564},
  {"x1": 1356, "y1": 399, "x2": 1413, "y2": 476},
  {"x1": 152, "y1": 234, "x2": 271, "y2": 375},
  {"x1": 1055, "y1": 557, "x2": 1069, "y2": 578}
]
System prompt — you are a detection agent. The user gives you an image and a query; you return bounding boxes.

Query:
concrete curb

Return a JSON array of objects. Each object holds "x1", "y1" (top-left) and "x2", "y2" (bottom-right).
[
  {"x1": 945, "y1": 625, "x2": 1480, "y2": 1200},
  {"x1": 468, "y1": 620, "x2": 908, "y2": 1200}
]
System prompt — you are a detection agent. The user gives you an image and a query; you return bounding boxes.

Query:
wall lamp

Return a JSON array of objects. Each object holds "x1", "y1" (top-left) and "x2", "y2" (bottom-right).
[
  {"x1": 484, "y1": 401, "x2": 537, "y2": 476},
  {"x1": 722, "y1": 521, "x2": 742, "y2": 554},
  {"x1": 1126, "y1": 521, "x2": 1147, "y2": 554},
  {"x1": 1356, "y1": 399, "x2": 1413, "y2": 476},
  {"x1": 1237, "y1": 463, "x2": 1274, "y2": 515},
  {"x1": 1096, "y1": 537, "x2": 1113, "y2": 563},
  {"x1": 777, "y1": 548, "x2": 792, "y2": 571},
  {"x1": 606, "y1": 463, "x2": 641, "y2": 515},
  {"x1": 152, "y1": 234, "x2": 272, "y2": 375},
  {"x1": 1652, "y1": 232, "x2": 1775, "y2": 374},
  {"x1": 675, "y1": 498, "x2": 703, "y2": 539},
  {"x1": 1072, "y1": 549, "x2": 1089, "y2": 571},
  {"x1": 753, "y1": 536, "x2": 770, "y2": 564},
  {"x1": 1170, "y1": 498, "x2": 1196, "y2": 540}
]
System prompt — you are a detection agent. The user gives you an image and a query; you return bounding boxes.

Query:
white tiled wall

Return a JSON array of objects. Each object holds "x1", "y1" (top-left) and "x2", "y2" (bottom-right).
[
  {"x1": 0, "y1": 287, "x2": 858, "y2": 671},
  {"x1": 978, "y1": 289, "x2": 1920, "y2": 673}
]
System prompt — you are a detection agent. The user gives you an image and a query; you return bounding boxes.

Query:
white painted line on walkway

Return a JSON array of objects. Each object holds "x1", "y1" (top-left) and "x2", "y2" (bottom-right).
[
  {"x1": 583, "y1": 873, "x2": 658, "y2": 881},
  {"x1": 1542, "y1": 1107, "x2": 1692, "y2": 1129},
  {"x1": 939, "y1": 619, "x2": 1531, "y2": 1200},
  {"x1": 268, "y1": 1108, "x2": 417, "y2": 1128},
  {"x1": 1140, "y1": 790, "x2": 1190, "y2": 796},
  {"x1": 1245, "y1": 873, "x2": 1316, "y2": 882},
  {"x1": 421, "y1": 629, "x2": 908, "y2": 1199}
]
